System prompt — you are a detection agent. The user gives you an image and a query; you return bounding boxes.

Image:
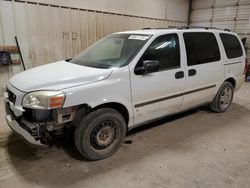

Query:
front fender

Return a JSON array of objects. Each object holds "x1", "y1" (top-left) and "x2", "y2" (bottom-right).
[{"x1": 62, "y1": 66, "x2": 134, "y2": 127}]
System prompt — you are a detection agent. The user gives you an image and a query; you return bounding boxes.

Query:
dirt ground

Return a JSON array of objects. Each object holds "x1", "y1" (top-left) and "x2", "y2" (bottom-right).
[{"x1": 0, "y1": 83, "x2": 250, "y2": 188}]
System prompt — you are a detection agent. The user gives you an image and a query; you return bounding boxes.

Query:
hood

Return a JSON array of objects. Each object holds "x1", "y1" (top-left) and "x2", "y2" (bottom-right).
[{"x1": 9, "y1": 61, "x2": 112, "y2": 92}]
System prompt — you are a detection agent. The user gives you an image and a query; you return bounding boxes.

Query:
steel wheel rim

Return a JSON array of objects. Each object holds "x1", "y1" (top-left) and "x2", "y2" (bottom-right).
[
  {"x1": 90, "y1": 120, "x2": 117, "y2": 150},
  {"x1": 219, "y1": 87, "x2": 233, "y2": 110}
]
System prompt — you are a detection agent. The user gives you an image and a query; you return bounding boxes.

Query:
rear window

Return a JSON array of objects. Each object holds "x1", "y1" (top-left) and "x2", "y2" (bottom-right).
[
  {"x1": 220, "y1": 33, "x2": 243, "y2": 59},
  {"x1": 183, "y1": 32, "x2": 221, "y2": 66}
]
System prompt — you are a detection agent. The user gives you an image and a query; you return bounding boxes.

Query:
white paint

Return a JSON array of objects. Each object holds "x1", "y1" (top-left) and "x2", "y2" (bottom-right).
[
  {"x1": 6, "y1": 28, "x2": 246, "y2": 140},
  {"x1": 9, "y1": 61, "x2": 113, "y2": 91}
]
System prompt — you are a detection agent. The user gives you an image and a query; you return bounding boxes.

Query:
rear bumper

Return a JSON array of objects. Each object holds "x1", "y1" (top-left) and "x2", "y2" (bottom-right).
[{"x1": 4, "y1": 94, "x2": 48, "y2": 148}]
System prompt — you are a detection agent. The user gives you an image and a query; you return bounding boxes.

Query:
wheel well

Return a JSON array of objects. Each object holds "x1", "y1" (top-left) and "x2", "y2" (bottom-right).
[
  {"x1": 92, "y1": 103, "x2": 129, "y2": 125},
  {"x1": 225, "y1": 77, "x2": 236, "y2": 89}
]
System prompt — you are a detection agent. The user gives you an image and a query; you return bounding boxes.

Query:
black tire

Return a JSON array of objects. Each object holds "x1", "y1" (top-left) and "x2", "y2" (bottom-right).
[
  {"x1": 74, "y1": 108, "x2": 126, "y2": 160},
  {"x1": 210, "y1": 81, "x2": 234, "y2": 113}
]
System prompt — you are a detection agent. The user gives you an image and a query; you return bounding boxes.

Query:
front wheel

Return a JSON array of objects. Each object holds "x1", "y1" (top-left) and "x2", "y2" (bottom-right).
[
  {"x1": 74, "y1": 108, "x2": 127, "y2": 160},
  {"x1": 210, "y1": 81, "x2": 234, "y2": 112}
]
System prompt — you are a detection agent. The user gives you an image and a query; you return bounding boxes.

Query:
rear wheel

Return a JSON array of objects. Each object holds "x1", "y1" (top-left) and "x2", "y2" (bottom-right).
[
  {"x1": 74, "y1": 108, "x2": 126, "y2": 160},
  {"x1": 210, "y1": 81, "x2": 234, "y2": 112}
]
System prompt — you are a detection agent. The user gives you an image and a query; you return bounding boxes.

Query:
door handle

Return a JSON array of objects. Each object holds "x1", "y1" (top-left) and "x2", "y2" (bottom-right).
[
  {"x1": 188, "y1": 69, "x2": 196, "y2": 77},
  {"x1": 175, "y1": 71, "x2": 184, "y2": 79}
]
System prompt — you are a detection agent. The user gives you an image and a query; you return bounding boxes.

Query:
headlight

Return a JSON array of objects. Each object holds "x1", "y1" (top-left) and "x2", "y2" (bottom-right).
[{"x1": 22, "y1": 91, "x2": 65, "y2": 109}]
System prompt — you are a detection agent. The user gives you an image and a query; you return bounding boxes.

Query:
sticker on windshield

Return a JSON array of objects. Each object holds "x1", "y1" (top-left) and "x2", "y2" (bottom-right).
[{"x1": 128, "y1": 35, "x2": 149, "y2": 41}]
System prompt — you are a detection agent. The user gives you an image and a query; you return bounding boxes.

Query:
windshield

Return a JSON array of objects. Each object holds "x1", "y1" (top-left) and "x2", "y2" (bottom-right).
[{"x1": 70, "y1": 34, "x2": 151, "y2": 69}]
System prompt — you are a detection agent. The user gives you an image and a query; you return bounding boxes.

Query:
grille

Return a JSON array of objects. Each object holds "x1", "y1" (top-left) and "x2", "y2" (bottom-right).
[{"x1": 7, "y1": 89, "x2": 16, "y2": 104}]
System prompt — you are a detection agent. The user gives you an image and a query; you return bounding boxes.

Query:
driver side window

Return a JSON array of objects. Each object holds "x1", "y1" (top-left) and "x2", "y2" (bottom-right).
[{"x1": 136, "y1": 34, "x2": 180, "y2": 72}]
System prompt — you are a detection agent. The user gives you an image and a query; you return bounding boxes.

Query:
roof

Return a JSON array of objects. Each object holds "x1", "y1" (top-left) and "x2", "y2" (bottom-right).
[
  {"x1": 117, "y1": 29, "x2": 178, "y2": 35},
  {"x1": 116, "y1": 27, "x2": 232, "y2": 36}
]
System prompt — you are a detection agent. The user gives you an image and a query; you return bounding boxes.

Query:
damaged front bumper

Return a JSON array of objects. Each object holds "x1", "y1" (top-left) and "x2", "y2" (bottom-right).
[{"x1": 4, "y1": 92, "x2": 49, "y2": 148}]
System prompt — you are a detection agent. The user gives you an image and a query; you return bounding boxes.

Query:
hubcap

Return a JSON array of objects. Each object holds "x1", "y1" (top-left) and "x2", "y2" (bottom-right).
[
  {"x1": 220, "y1": 87, "x2": 233, "y2": 109},
  {"x1": 90, "y1": 120, "x2": 117, "y2": 150}
]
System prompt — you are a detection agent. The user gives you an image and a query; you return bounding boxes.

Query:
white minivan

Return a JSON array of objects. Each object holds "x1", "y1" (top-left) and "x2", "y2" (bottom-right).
[{"x1": 4, "y1": 27, "x2": 246, "y2": 160}]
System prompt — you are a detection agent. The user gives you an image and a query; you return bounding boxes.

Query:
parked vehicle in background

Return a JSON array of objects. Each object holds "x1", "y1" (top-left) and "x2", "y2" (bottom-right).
[{"x1": 4, "y1": 27, "x2": 246, "y2": 160}]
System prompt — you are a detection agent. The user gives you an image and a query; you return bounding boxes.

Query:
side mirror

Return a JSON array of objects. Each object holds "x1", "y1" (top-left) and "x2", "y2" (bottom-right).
[{"x1": 135, "y1": 60, "x2": 160, "y2": 75}]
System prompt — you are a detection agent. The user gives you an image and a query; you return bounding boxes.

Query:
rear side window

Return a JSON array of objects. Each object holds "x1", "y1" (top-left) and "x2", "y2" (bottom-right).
[
  {"x1": 220, "y1": 33, "x2": 243, "y2": 59},
  {"x1": 184, "y1": 32, "x2": 221, "y2": 66}
]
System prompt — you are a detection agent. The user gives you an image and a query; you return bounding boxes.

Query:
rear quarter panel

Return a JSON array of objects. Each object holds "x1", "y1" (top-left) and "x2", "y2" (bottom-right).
[{"x1": 218, "y1": 32, "x2": 246, "y2": 91}]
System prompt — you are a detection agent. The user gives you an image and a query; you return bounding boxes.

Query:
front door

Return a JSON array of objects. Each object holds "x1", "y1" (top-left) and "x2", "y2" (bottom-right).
[{"x1": 130, "y1": 33, "x2": 186, "y2": 125}]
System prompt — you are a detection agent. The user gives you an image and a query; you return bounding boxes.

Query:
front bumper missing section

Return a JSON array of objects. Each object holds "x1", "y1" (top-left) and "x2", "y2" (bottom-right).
[{"x1": 4, "y1": 98, "x2": 49, "y2": 148}]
